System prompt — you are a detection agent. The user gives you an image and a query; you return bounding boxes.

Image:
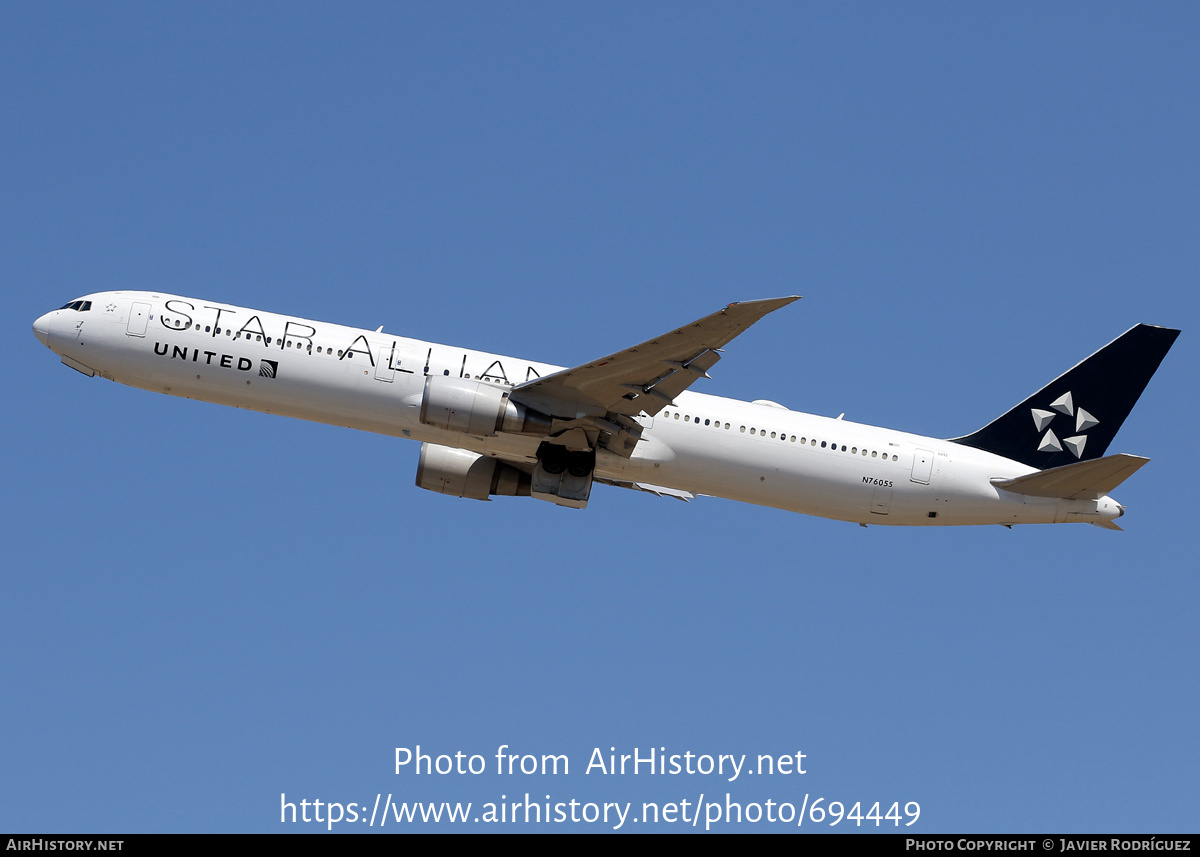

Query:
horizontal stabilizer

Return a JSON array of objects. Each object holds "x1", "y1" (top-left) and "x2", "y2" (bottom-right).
[
  {"x1": 1091, "y1": 518, "x2": 1124, "y2": 531},
  {"x1": 991, "y1": 453, "x2": 1149, "y2": 499}
]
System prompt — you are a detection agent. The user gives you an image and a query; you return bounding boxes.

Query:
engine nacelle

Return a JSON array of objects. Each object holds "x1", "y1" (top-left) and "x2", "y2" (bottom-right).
[
  {"x1": 415, "y1": 443, "x2": 531, "y2": 501},
  {"x1": 419, "y1": 375, "x2": 552, "y2": 437}
]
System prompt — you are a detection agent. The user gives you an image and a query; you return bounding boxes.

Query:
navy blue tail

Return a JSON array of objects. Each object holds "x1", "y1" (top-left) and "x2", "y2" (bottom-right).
[{"x1": 949, "y1": 324, "x2": 1180, "y2": 470}]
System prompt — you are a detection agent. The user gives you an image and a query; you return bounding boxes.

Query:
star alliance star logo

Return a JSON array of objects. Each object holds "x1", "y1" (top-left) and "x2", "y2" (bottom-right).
[{"x1": 1031, "y1": 392, "x2": 1097, "y2": 458}]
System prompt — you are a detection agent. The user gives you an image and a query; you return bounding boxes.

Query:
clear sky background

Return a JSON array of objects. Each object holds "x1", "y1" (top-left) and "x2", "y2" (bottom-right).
[{"x1": 3, "y1": 3, "x2": 1197, "y2": 833}]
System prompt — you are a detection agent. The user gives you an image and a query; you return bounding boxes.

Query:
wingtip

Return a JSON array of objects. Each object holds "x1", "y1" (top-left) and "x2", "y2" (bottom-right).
[{"x1": 727, "y1": 295, "x2": 802, "y2": 311}]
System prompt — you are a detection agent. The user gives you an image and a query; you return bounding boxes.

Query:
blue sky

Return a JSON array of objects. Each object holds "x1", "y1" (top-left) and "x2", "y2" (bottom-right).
[{"x1": 4, "y1": 3, "x2": 1197, "y2": 833}]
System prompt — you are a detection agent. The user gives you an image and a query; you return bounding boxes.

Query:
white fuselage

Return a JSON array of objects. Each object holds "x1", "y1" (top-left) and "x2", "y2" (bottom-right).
[{"x1": 33, "y1": 291, "x2": 1125, "y2": 527}]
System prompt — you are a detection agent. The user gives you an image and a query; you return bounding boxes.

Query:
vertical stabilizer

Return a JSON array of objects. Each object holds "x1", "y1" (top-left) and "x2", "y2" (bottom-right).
[{"x1": 949, "y1": 324, "x2": 1179, "y2": 469}]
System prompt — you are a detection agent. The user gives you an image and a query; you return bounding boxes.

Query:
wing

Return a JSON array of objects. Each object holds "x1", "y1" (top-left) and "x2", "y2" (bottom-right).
[{"x1": 509, "y1": 296, "x2": 799, "y2": 455}]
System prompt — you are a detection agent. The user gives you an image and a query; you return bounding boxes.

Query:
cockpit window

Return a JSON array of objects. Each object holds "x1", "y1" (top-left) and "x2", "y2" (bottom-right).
[{"x1": 58, "y1": 300, "x2": 92, "y2": 312}]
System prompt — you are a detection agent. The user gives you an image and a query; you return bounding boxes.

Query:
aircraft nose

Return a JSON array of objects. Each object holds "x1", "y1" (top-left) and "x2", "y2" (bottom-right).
[{"x1": 32, "y1": 311, "x2": 54, "y2": 348}]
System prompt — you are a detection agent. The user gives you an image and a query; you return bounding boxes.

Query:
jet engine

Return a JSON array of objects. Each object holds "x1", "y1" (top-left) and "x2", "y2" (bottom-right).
[
  {"x1": 418, "y1": 376, "x2": 552, "y2": 437},
  {"x1": 415, "y1": 443, "x2": 531, "y2": 500}
]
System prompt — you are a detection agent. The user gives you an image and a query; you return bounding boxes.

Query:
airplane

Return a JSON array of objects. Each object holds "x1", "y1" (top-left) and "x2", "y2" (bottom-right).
[{"x1": 32, "y1": 292, "x2": 1179, "y2": 529}]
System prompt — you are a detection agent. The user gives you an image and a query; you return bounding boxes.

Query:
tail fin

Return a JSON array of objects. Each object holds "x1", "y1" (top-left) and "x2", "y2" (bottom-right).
[{"x1": 949, "y1": 324, "x2": 1179, "y2": 469}]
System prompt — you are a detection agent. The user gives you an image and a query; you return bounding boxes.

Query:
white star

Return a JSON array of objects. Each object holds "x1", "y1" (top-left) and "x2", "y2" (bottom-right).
[
  {"x1": 1038, "y1": 429, "x2": 1063, "y2": 453},
  {"x1": 1031, "y1": 408, "x2": 1056, "y2": 432},
  {"x1": 1050, "y1": 392, "x2": 1074, "y2": 416},
  {"x1": 1063, "y1": 435, "x2": 1088, "y2": 458}
]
